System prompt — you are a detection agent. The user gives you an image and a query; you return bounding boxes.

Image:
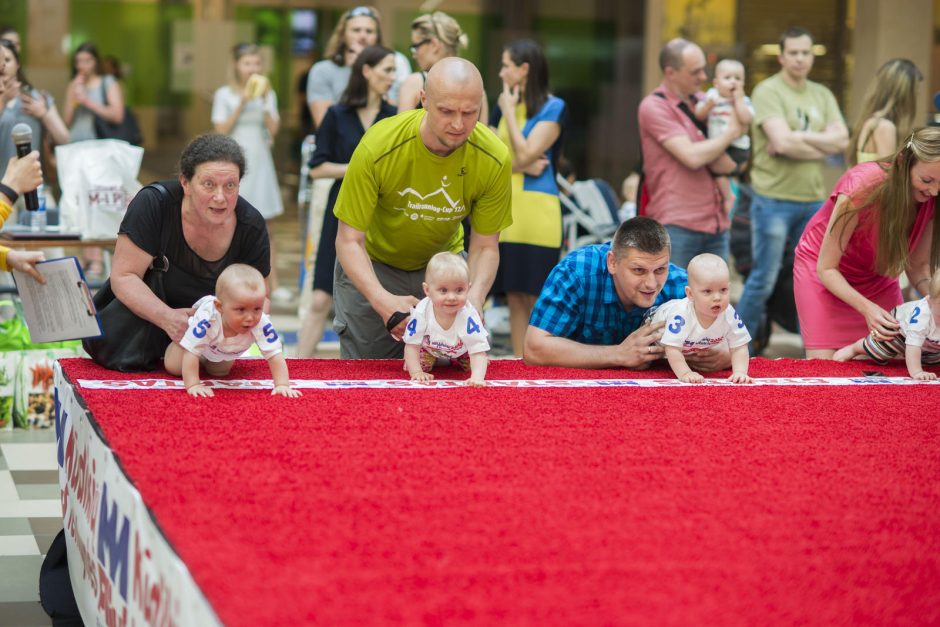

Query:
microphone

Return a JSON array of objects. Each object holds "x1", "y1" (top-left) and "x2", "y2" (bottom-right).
[{"x1": 11, "y1": 123, "x2": 38, "y2": 211}]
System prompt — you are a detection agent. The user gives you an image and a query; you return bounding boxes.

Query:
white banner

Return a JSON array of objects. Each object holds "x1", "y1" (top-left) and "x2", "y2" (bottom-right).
[
  {"x1": 76, "y1": 376, "x2": 940, "y2": 390},
  {"x1": 55, "y1": 362, "x2": 221, "y2": 627}
]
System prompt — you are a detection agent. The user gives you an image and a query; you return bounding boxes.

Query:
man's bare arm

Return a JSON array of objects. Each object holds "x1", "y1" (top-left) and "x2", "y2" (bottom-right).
[{"x1": 523, "y1": 323, "x2": 666, "y2": 370}]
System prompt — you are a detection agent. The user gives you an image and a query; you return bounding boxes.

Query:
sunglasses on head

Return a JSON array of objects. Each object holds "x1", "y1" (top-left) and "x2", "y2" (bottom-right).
[{"x1": 349, "y1": 6, "x2": 377, "y2": 19}]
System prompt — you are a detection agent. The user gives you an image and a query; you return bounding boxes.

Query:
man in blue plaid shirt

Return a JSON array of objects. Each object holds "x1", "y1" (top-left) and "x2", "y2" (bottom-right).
[{"x1": 524, "y1": 217, "x2": 732, "y2": 370}]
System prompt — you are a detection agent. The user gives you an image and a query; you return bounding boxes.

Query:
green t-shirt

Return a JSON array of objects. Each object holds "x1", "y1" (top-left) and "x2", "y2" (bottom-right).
[
  {"x1": 750, "y1": 73, "x2": 844, "y2": 201},
  {"x1": 334, "y1": 108, "x2": 513, "y2": 271}
]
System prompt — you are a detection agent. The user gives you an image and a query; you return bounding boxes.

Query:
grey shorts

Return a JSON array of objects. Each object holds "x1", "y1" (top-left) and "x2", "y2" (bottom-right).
[{"x1": 332, "y1": 258, "x2": 426, "y2": 359}]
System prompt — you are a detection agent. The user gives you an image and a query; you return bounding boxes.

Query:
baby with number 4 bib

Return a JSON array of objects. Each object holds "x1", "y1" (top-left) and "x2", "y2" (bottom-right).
[{"x1": 403, "y1": 252, "x2": 490, "y2": 386}]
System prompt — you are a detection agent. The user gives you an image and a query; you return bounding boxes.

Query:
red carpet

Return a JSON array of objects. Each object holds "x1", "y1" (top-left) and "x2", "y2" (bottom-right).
[{"x1": 60, "y1": 358, "x2": 940, "y2": 626}]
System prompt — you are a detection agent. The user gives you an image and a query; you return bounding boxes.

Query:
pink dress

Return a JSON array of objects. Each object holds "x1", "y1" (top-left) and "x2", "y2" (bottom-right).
[{"x1": 793, "y1": 162, "x2": 936, "y2": 349}]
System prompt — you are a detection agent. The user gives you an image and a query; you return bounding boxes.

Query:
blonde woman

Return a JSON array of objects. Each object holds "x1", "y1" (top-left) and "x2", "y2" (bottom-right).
[
  {"x1": 212, "y1": 44, "x2": 288, "y2": 302},
  {"x1": 848, "y1": 58, "x2": 922, "y2": 166},
  {"x1": 398, "y1": 11, "x2": 487, "y2": 120},
  {"x1": 794, "y1": 126, "x2": 940, "y2": 358},
  {"x1": 305, "y1": 6, "x2": 381, "y2": 130}
]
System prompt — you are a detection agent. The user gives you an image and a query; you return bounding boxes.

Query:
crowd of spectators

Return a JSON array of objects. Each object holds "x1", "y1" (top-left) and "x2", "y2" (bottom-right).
[{"x1": 2, "y1": 15, "x2": 936, "y2": 376}]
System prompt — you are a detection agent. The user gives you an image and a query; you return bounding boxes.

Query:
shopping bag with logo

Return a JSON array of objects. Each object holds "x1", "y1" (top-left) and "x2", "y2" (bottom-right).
[{"x1": 55, "y1": 139, "x2": 144, "y2": 239}]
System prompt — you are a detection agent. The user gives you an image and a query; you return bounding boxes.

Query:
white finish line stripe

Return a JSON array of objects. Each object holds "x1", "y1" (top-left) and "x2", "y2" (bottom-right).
[{"x1": 76, "y1": 377, "x2": 939, "y2": 390}]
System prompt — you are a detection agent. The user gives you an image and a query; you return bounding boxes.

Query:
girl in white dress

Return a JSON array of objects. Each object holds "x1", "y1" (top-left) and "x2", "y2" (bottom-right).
[{"x1": 212, "y1": 44, "x2": 289, "y2": 302}]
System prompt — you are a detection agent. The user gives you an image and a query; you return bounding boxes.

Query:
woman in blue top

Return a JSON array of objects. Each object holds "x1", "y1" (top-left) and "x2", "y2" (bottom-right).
[
  {"x1": 491, "y1": 39, "x2": 566, "y2": 357},
  {"x1": 296, "y1": 45, "x2": 398, "y2": 358}
]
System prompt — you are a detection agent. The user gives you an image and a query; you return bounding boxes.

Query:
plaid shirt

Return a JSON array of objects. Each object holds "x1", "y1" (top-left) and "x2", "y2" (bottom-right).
[{"x1": 529, "y1": 242, "x2": 688, "y2": 345}]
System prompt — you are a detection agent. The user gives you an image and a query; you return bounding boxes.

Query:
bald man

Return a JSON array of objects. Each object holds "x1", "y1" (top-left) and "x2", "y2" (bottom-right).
[{"x1": 333, "y1": 58, "x2": 512, "y2": 358}]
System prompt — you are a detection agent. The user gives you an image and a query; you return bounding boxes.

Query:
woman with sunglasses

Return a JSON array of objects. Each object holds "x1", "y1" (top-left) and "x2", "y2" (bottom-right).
[
  {"x1": 398, "y1": 11, "x2": 488, "y2": 121},
  {"x1": 296, "y1": 46, "x2": 397, "y2": 357}
]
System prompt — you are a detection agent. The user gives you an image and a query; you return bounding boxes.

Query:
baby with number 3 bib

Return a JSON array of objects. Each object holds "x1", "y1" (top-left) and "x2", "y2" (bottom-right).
[
  {"x1": 647, "y1": 253, "x2": 753, "y2": 383},
  {"x1": 164, "y1": 264, "x2": 301, "y2": 398},
  {"x1": 403, "y1": 252, "x2": 489, "y2": 386}
]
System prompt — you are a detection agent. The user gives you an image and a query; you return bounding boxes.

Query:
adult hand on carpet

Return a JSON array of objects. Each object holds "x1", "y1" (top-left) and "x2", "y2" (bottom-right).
[{"x1": 619, "y1": 322, "x2": 665, "y2": 369}]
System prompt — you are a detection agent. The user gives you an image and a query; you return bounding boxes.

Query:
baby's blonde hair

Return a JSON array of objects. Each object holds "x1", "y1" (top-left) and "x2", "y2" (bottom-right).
[
  {"x1": 216, "y1": 264, "x2": 265, "y2": 301},
  {"x1": 425, "y1": 252, "x2": 469, "y2": 283},
  {"x1": 686, "y1": 253, "x2": 729, "y2": 285}
]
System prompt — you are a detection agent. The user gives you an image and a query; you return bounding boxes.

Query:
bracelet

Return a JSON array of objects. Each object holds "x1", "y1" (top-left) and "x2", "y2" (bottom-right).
[
  {"x1": 0, "y1": 183, "x2": 18, "y2": 205},
  {"x1": 186, "y1": 382, "x2": 203, "y2": 390}
]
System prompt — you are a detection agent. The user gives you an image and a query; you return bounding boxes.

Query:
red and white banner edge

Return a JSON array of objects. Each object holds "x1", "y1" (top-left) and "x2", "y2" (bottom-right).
[{"x1": 56, "y1": 362, "x2": 222, "y2": 626}]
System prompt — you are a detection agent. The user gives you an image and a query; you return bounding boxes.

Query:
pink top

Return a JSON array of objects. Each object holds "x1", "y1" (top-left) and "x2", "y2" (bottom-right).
[
  {"x1": 794, "y1": 161, "x2": 936, "y2": 348},
  {"x1": 795, "y1": 162, "x2": 935, "y2": 295},
  {"x1": 638, "y1": 82, "x2": 727, "y2": 234}
]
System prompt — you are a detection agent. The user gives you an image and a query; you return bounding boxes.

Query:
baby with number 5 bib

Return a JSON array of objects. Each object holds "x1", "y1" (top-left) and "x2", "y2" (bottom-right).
[
  {"x1": 647, "y1": 253, "x2": 753, "y2": 383},
  {"x1": 164, "y1": 264, "x2": 301, "y2": 398},
  {"x1": 403, "y1": 252, "x2": 490, "y2": 386}
]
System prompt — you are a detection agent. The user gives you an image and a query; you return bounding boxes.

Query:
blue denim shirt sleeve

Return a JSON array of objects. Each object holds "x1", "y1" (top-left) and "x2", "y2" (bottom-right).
[{"x1": 528, "y1": 257, "x2": 586, "y2": 338}]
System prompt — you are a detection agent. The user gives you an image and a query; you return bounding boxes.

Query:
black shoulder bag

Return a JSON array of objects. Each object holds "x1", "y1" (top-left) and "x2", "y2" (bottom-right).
[
  {"x1": 93, "y1": 79, "x2": 143, "y2": 146},
  {"x1": 82, "y1": 183, "x2": 172, "y2": 372}
]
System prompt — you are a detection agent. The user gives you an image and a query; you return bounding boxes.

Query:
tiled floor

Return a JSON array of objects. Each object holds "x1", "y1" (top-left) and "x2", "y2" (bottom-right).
[{"x1": 0, "y1": 429, "x2": 62, "y2": 627}]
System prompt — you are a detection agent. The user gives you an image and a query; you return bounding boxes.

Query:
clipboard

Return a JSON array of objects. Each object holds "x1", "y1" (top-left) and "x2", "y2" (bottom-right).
[{"x1": 12, "y1": 256, "x2": 103, "y2": 343}]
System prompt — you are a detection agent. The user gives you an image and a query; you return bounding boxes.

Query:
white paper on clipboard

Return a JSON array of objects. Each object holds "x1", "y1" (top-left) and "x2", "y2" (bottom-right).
[{"x1": 12, "y1": 256, "x2": 102, "y2": 343}]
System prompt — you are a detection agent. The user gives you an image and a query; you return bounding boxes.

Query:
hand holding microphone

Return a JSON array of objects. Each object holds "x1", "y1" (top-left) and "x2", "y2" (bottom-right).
[{"x1": 6, "y1": 123, "x2": 42, "y2": 209}]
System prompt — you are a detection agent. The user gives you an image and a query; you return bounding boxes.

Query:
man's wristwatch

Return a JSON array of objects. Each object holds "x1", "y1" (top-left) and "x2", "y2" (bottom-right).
[{"x1": 386, "y1": 311, "x2": 409, "y2": 332}]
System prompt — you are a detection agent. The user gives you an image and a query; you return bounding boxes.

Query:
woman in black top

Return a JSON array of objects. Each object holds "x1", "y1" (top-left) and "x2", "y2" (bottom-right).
[
  {"x1": 296, "y1": 46, "x2": 397, "y2": 357},
  {"x1": 107, "y1": 134, "x2": 269, "y2": 354}
]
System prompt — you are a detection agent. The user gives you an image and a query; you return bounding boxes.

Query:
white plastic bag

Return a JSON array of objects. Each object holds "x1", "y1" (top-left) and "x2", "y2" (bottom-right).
[{"x1": 55, "y1": 139, "x2": 144, "y2": 239}]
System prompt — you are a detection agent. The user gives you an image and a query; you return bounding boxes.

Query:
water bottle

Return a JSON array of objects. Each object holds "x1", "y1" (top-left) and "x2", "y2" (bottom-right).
[{"x1": 30, "y1": 184, "x2": 46, "y2": 233}]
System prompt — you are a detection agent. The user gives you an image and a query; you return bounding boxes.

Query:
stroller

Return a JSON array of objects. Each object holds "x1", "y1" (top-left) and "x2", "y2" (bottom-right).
[{"x1": 556, "y1": 174, "x2": 622, "y2": 255}]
